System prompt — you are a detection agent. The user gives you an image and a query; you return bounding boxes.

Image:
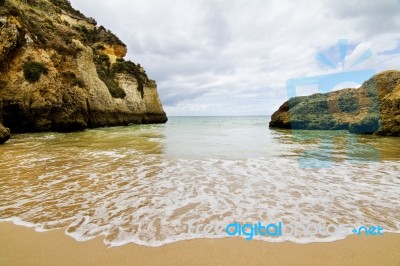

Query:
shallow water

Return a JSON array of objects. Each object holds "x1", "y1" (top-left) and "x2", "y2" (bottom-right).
[{"x1": 0, "y1": 116, "x2": 399, "y2": 246}]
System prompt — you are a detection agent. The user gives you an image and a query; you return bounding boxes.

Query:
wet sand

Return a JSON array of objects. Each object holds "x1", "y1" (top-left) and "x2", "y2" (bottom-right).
[{"x1": 1, "y1": 222, "x2": 399, "y2": 266}]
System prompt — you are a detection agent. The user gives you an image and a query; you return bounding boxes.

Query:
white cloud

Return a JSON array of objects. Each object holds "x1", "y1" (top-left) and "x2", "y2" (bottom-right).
[{"x1": 70, "y1": 0, "x2": 400, "y2": 115}]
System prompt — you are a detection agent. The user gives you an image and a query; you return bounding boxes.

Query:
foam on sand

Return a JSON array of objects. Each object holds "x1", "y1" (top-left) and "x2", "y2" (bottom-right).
[{"x1": 1, "y1": 152, "x2": 399, "y2": 247}]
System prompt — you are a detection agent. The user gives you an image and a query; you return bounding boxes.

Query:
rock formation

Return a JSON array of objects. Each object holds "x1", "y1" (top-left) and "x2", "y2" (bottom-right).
[
  {"x1": 0, "y1": 0, "x2": 167, "y2": 143},
  {"x1": 269, "y1": 70, "x2": 400, "y2": 136},
  {"x1": 0, "y1": 99, "x2": 11, "y2": 144}
]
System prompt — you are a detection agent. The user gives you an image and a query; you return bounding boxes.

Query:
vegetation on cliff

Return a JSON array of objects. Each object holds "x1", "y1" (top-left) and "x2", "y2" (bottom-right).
[
  {"x1": 0, "y1": 0, "x2": 153, "y2": 99},
  {"x1": 23, "y1": 61, "x2": 48, "y2": 82}
]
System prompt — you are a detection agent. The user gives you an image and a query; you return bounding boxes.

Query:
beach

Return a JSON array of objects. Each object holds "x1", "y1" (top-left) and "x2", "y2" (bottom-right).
[
  {"x1": 1, "y1": 0, "x2": 400, "y2": 265},
  {"x1": 1, "y1": 222, "x2": 399, "y2": 266},
  {"x1": 1, "y1": 118, "x2": 399, "y2": 265}
]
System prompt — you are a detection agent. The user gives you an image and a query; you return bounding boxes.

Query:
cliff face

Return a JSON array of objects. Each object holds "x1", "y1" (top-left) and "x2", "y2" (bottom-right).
[
  {"x1": 269, "y1": 70, "x2": 400, "y2": 136},
  {"x1": 0, "y1": 0, "x2": 167, "y2": 140}
]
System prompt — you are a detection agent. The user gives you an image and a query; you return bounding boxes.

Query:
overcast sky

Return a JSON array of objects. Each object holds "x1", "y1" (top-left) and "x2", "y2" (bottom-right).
[{"x1": 70, "y1": 0, "x2": 400, "y2": 116}]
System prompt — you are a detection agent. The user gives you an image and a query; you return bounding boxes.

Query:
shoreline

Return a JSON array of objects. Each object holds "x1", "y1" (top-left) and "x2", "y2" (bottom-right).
[{"x1": 1, "y1": 222, "x2": 399, "y2": 266}]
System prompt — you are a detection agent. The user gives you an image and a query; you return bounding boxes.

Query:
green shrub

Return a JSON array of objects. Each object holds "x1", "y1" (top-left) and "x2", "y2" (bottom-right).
[
  {"x1": 23, "y1": 61, "x2": 48, "y2": 83},
  {"x1": 111, "y1": 60, "x2": 136, "y2": 74},
  {"x1": 98, "y1": 54, "x2": 110, "y2": 62},
  {"x1": 338, "y1": 91, "x2": 359, "y2": 113},
  {"x1": 96, "y1": 64, "x2": 126, "y2": 98},
  {"x1": 84, "y1": 27, "x2": 100, "y2": 44},
  {"x1": 87, "y1": 17, "x2": 97, "y2": 25},
  {"x1": 80, "y1": 25, "x2": 88, "y2": 33},
  {"x1": 49, "y1": 0, "x2": 85, "y2": 19},
  {"x1": 95, "y1": 54, "x2": 110, "y2": 68}
]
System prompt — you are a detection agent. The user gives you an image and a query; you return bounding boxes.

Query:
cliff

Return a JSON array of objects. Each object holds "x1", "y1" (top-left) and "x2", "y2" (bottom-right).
[
  {"x1": 269, "y1": 70, "x2": 400, "y2": 136},
  {"x1": 0, "y1": 0, "x2": 167, "y2": 143}
]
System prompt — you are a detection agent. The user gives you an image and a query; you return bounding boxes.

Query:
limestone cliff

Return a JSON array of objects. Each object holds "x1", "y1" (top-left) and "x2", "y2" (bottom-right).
[
  {"x1": 269, "y1": 70, "x2": 400, "y2": 136},
  {"x1": 0, "y1": 0, "x2": 167, "y2": 142}
]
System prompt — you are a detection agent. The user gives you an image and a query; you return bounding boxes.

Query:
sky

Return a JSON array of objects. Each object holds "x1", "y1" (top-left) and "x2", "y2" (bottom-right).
[{"x1": 69, "y1": 0, "x2": 400, "y2": 116}]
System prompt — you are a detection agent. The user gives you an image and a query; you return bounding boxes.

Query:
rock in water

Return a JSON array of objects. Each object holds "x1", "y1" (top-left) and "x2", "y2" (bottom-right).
[
  {"x1": 0, "y1": 123, "x2": 10, "y2": 144},
  {"x1": 269, "y1": 70, "x2": 400, "y2": 136},
  {"x1": 0, "y1": 100, "x2": 10, "y2": 144},
  {"x1": 0, "y1": 0, "x2": 167, "y2": 139}
]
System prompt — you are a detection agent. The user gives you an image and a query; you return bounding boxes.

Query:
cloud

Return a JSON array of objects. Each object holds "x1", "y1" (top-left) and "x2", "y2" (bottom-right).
[
  {"x1": 70, "y1": 0, "x2": 400, "y2": 115},
  {"x1": 323, "y1": 0, "x2": 400, "y2": 35}
]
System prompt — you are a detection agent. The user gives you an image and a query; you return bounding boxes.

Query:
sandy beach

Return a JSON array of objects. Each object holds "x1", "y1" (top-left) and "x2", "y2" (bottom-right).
[{"x1": 0, "y1": 222, "x2": 399, "y2": 266}]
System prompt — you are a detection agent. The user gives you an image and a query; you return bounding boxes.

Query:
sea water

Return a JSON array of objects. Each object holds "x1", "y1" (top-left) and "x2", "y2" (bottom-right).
[{"x1": 0, "y1": 116, "x2": 399, "y2": 246}]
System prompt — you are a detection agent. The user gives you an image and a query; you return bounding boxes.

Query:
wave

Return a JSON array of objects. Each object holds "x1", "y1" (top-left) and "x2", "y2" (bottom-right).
[{"x1": 1, "y1": 154, "x2": 399, "y2": 247}]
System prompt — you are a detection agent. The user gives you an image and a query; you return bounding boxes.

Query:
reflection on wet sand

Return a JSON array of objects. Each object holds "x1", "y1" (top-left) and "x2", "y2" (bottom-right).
[{"x1": 270, "y1": 128, "x2": 400, "y2": 162}]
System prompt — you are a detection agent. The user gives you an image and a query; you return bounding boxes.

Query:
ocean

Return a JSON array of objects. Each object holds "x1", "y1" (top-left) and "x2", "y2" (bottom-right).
[{"x1": 0, "y1": 116, "x2": 399, "y2": 246}]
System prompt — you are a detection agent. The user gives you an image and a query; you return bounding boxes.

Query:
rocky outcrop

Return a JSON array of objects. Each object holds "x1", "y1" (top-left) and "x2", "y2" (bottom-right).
[
  {"x1": 101, "y1": 44, "x2": 127, "y2": 64},
  {"x1": 269, "y1": 70, "x2": 400, "y2": 136},
  {"x1": 0, "y1": 100, "x2": 11, "y2": 144},
  {"x1": 0, "y1": 125, "x2": 10, "y2": 144},
  {"x1": 0, "y1": 0, "x2": 167, "y2": 139}
]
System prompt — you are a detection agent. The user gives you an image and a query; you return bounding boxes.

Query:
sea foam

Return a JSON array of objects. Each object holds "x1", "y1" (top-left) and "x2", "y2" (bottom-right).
[{"x1": 1, "y1": 153, "x2": 399, "y2": 247}]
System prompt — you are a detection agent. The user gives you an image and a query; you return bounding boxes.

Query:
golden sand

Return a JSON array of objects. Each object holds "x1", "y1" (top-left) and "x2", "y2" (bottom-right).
[{"x1": 0, "y1": 222, "x2": 399, "y2": 266}]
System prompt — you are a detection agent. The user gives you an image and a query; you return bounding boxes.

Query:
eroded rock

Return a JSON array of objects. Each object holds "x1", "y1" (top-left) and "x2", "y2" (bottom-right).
[{"x1": 269, "y1": 70, "x2": 400, "y2": 136}]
